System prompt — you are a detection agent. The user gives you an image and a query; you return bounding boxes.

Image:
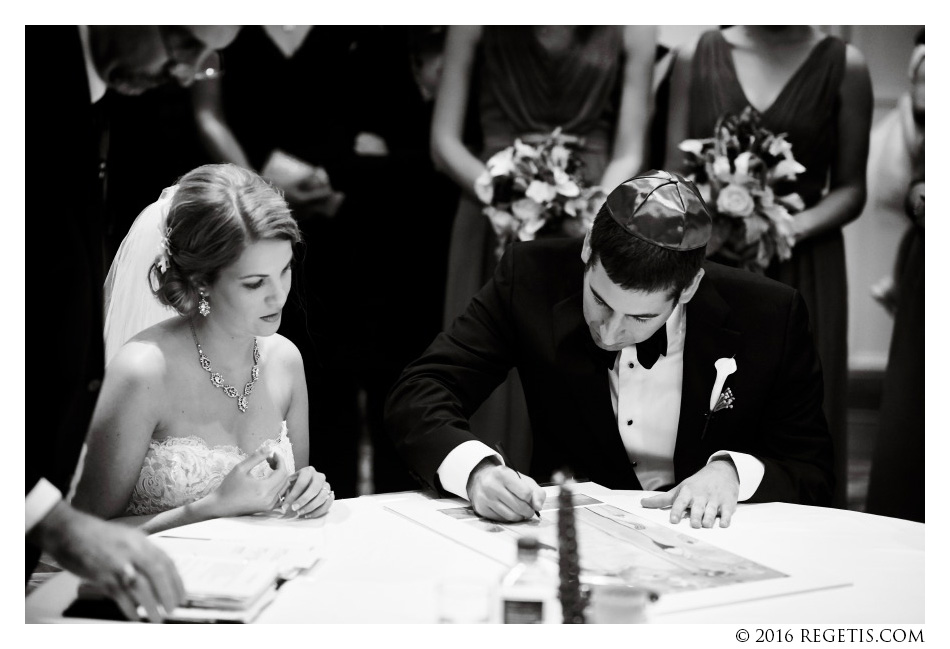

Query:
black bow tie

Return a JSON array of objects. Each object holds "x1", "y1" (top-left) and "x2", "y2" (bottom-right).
[
  {"x1": 592, "y1": 323, "x2": 668, "y2": 370},
  {"x1": 635, "y1": 324, "x2": 668, "y2": 370}
]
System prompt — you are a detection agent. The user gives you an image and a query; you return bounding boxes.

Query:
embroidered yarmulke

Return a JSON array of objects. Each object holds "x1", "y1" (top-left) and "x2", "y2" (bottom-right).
[{"x1": 603, "y1": 170, "x2": 712, "y2": 251}]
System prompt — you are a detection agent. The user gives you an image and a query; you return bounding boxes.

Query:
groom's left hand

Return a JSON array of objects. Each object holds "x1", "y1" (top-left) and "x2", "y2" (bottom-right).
[{"x1": 640, "y1": 458, "x2": 739, "y2": 528}]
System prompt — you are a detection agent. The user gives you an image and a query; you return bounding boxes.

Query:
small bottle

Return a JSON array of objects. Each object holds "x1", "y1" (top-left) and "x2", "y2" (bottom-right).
[{"x1": 498, "y1": 536, "x2": 561, "y2": 624}]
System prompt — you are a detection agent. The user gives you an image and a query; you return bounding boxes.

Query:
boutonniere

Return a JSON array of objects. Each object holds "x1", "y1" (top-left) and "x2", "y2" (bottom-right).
[{"x1": 702, "y1": 357, "x2": 737, "y2": 439}]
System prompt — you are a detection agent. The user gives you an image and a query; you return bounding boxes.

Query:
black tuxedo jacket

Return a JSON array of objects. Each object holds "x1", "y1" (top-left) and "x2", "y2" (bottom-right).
[
  {"x1": 25, "y1": 26, "x2": 106, "y2": 578},
  {"x1": 385, "y1": 238, "x2": 834, "y2": 506}
]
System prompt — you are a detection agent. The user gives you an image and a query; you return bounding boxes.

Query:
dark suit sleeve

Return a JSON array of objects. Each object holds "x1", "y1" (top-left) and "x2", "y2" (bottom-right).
[
  {"x1": 384, "y1": 246, "x2": 521, "y2": 491},
  {"x1": 26, "y1": 27, "x2": 104, "y2": 498},
  {"x1": 750, "y1": 291, "x2": 835, "y2": 506},
  {"x1": 26, "y1": 27, "x2": 106, "y2": 581}
]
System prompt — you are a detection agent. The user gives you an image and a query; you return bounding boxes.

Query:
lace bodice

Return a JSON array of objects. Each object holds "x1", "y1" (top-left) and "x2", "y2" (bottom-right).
[{"x1": 124, "y1": 422, "x2": 295, "y2": 516}]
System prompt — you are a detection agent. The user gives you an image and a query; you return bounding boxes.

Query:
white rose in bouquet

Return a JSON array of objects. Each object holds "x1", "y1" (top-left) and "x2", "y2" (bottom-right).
[{"x1": 716, "y1": 184, "x2": 755, "y2": 218}]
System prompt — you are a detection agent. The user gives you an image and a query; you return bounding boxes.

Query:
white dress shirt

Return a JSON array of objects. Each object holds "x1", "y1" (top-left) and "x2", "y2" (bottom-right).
[
  {"x1": 609, "y1": 303, "x2": 685, "y2": 490},
  {"x1": 437, "y1": 305, "x2": 764, "y2": 501},
  {"x1": 26, "y1": 478, "x2": 63, "y2": 534}
]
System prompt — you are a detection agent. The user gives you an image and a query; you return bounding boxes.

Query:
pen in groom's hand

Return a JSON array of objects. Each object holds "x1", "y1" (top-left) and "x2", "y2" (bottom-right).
[{"x1": 494, "y1": 442, "x2": 541, "y2": 520}]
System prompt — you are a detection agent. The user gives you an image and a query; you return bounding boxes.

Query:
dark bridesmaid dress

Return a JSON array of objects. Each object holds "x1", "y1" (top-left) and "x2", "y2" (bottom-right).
[
  {"x1": 217, "y1": 26, "x2": 366, "y2": 497},
  {"x1": 866, "y1": 187, "x2": 924, "y2": 522},
  {"x1": 686, "y1": 30, "x2": 850, "y2": 507},
  {"x1": 442, "y1": 26, "x2": 624, "y2": 470}
]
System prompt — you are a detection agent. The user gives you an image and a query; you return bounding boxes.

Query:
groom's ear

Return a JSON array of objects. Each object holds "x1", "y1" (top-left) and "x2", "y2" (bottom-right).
[{"x1": 677, "y1": 268, "x2": 705, "y2": 305}]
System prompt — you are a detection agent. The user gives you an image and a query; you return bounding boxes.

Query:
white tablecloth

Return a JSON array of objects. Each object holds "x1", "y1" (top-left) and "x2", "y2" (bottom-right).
[{"x1": 26, "y1": 490, "x2": 923, "y2": 624}]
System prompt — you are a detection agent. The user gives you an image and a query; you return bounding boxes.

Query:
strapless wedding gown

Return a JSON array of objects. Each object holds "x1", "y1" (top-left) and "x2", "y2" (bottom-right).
[{"x1": 124, "y1": 421, "x2": 295, "y2": 516}]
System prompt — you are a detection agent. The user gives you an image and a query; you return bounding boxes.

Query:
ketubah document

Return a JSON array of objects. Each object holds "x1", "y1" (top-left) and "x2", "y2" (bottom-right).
[{"x1": 384, "y1": 482, "x2": 849, "y2": 615}]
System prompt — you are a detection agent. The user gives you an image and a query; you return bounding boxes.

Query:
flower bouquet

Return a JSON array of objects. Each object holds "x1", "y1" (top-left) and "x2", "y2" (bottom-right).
[
  {"x1": 678, "y1": 107, "x2": 805, "y2": 272},
  {"x1": 474, "y1": 128, "x2": 606, "y2": 260}
]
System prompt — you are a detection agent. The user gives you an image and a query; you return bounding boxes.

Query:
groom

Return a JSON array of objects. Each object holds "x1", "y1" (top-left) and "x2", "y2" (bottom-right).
[{"x1": 385, "y1": 170, "x2": 833, "y2": 528}]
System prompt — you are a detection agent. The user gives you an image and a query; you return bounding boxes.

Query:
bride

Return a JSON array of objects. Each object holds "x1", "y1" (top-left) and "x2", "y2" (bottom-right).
[{"x1": 73, "y1": 164, "x2": 334, "y2": 533}]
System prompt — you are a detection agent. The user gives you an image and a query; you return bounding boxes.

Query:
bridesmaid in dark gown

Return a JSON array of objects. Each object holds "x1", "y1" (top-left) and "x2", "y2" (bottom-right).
[
  {"x1": 865, "y1": 178, "x2": 923, "y2": 522},
  {"x1": 866, "y1": 30, "x2": 924, "y2": 523},
  {"x1": 192, "y1": 26, "x2": 367, "y2": 498},
  {"x1": 193, "y1": 27, "x2": 460, "y2": 496},
  {"x1": 664, "y1": 26, "x2": 873, "y2": 508},
  {"x1": 431, "y1": 26, "x2": 656, "y2": 470}
]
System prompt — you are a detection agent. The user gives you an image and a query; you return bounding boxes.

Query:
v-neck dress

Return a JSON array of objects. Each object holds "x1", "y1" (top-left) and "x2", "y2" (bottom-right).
[{"x1": 686, "y1": 29, "x2": 849, "y2": 506}]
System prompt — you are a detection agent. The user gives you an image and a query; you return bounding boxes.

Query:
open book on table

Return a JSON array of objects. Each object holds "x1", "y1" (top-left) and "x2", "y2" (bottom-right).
[
  {"x1": 76, "y1": 513, "x2": 325, "y2": 622},
  {"x1": 74, "y1": 542, "x2": 279, "y2": 623}
]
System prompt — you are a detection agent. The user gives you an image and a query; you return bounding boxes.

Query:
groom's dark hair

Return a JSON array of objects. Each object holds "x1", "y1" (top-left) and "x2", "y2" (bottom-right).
[{"x1": 587, "y1": 205, "x2": 705, "y2": 301}]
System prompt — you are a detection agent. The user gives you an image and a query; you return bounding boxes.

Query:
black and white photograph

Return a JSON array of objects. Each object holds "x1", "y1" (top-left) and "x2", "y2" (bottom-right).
[{"x1": 16, "y1": 4, "x2": 933, "y2": 641}]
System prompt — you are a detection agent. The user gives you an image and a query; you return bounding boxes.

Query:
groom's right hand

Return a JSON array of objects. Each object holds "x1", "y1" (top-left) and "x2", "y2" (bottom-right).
[{"x1": 466, "y1": 457, "x2": 545, "y2": 522}]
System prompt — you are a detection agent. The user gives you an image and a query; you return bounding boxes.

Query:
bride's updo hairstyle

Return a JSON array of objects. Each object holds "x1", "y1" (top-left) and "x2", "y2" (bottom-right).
[{"x1": 150, "y1": 163, "x2": 301, "y2": 317}]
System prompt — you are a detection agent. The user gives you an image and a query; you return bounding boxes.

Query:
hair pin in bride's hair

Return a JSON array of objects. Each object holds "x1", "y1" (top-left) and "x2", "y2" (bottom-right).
[{"x1": 157, "y1": 225, "x2": 173, "y2": 272}]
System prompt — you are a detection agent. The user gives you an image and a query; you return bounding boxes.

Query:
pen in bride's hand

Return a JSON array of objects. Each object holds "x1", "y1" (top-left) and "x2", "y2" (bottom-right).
[
  {"x1": 494, "y1": 442, "x2": 541, "y2": 520},
  {"x1": 279, "y1": 473, "x2": 298, "y2": 511}
]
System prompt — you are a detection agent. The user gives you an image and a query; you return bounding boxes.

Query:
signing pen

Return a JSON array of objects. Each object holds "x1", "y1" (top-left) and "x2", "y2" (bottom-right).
[{"x1": 494, "y1": 442, "x2": 541, "y2": 519}]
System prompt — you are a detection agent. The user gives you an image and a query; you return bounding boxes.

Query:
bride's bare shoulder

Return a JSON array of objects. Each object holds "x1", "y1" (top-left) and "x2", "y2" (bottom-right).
[
  {"x1": 259, "y1": 333, "x2": 304, "y2": 373},
  {"x1": 108, "y1": 316, "x2": 190, "y2": 379},
  {"x1": 261, "y1": 332, "x2": 300, "y2": 359}
]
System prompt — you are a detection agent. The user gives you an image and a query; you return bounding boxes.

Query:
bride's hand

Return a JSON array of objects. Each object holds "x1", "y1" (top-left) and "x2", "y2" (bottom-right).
[
  {"x1": 279, "y1": 466, "x2": 334, "y2": 519},
  {"x1": 206, "y1": 449, "x2": 290, "y2": 518}
]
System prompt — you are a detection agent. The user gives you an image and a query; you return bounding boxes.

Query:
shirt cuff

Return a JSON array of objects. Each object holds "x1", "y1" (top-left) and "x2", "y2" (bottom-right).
[
  {"x1": 436, "y1": 440, "x2": 502, "y2": 500},
  {"x1": 708, "y1": 451, "x2": 765, "y2": 502},
  {"x1": 26, "y1": 478, "x2": 63, "y2": 534}
]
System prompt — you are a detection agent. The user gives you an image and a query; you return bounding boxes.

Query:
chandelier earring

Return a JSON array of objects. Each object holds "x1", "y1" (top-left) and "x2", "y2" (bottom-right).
[{"x1": 198, "y1": 292, "x2": 211, "y2": 317}]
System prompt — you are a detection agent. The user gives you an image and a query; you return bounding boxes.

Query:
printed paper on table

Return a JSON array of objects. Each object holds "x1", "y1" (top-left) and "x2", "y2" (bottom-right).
[{"x1": 384, "y1": 482, "x2": 849, "y2": 615}]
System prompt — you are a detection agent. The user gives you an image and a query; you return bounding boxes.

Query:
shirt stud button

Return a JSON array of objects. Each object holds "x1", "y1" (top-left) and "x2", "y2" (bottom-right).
[
  {"x1": 627, "y1": 362, "x2": 634, "y2": 369},
  {"x1": 627, "y1": 419, "x2": 633, "y2": 426}
]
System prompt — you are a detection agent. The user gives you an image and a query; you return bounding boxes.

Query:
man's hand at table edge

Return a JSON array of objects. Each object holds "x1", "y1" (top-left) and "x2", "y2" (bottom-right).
[
  {"x1": 641, "y1": 456, "x2": 740, "y2": 528},
  {"x1": 466, "y1": 456, "x2": 546, "y2": 522},
  {"x1": 27, "y1": 500, "x2": 185, "y2": 622}
]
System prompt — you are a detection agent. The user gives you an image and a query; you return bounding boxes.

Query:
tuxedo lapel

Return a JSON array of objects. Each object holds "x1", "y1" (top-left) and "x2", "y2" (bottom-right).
[
  {"x1": 552, "y1": 289, "x2": 640, "y2": 487},
  {"x1": 674, "y1": 273, "x2": 740, "y2": 480}
]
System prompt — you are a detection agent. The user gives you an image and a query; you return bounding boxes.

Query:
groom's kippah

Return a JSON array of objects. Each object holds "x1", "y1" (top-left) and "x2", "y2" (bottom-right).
[{"x1": 603, "y1": 170, "x2": 712, "y2": 251}]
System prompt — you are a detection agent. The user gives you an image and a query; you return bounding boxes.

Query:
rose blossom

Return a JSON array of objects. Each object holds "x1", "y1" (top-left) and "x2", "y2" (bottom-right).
[{"x1": 716, "y1": 183, "x2": 755, "y2": 218}]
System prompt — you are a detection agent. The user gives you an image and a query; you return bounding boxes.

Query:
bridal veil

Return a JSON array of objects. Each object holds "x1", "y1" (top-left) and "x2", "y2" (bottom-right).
[{"x1": 102, "y1": 186, "x2": 179, "y2": 365}]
